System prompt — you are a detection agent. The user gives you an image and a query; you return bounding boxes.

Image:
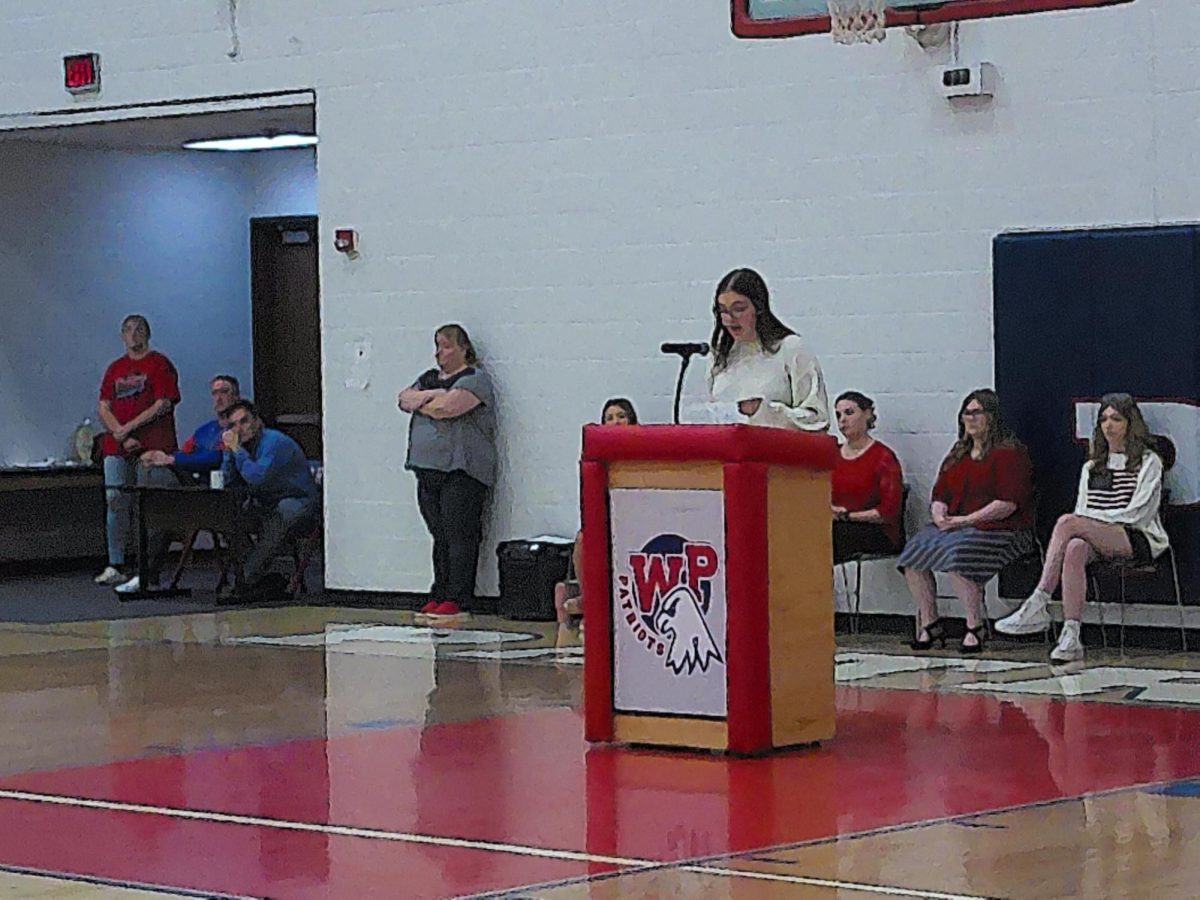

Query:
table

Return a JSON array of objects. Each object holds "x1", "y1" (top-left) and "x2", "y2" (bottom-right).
[
  {"x1": 119, "y1": 484, "x2": 244, "y2": 600},
  {"x1": 0, "y1": 466, "x2": 105, "y2": 563}
]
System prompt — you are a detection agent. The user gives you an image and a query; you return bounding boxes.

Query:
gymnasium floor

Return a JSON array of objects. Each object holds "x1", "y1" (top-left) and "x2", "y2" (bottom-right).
[{"x1": 2, "y1": 605, "x2": 1199, "y2": 898}]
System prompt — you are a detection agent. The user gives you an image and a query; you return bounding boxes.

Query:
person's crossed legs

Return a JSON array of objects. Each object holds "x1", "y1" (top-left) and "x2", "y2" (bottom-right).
[{"x1": 998, "y1": 514, "x2": 1133, "y2": 661}]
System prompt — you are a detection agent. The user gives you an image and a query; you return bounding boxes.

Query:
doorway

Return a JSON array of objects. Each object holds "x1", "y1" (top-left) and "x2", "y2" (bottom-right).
[{"x1": 250, "y1": 215, "x2": 322, "y2": 459}]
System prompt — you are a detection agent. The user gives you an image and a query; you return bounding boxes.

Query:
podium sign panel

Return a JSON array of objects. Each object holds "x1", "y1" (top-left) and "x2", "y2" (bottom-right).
[{"x1": 610, "y1": 488, "x2": 727, "y2": 719}]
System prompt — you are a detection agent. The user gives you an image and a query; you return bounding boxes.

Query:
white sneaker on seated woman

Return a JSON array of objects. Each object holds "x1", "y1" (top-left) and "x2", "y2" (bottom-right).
[{"x1": 997, "y1": 394, "x2": 1167, "y2": 664}]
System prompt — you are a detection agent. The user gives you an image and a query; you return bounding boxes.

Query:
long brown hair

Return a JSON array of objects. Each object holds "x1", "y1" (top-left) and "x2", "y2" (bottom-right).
[
  {"x1": 709, "y1": 268, "x2": 796, "y2": 372},
  {"x1": 1089, "y1": 393, "x2": 1152, "y2": 470},
  {"x1": 940, "y1": 388, "x2": 1016, "y2": 471}
]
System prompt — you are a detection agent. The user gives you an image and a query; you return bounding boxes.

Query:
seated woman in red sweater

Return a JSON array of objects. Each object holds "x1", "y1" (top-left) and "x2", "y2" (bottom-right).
[
  {"x1": 831, "y1": 391, "x2": 904, "y2": 563},
  {"x1": 897, "y1": 389, "x2": 1035, "y2": 654}
]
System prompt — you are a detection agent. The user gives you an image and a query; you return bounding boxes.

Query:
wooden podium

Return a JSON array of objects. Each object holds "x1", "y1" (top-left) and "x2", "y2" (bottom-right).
[{"x1": 580, "y1": 424, "x2": 839, "y2": 755}]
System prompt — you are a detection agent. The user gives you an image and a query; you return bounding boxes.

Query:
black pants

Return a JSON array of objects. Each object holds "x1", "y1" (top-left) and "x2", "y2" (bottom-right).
[
  {"x1": 833, "y1": 520, "x2": 901, "y2": 565},
  {"x1": 415, "y1": 469, "x2": 488, "y2": 604}
]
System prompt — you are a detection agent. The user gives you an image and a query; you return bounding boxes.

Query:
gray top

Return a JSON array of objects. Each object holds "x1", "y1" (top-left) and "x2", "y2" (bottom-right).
[{"x1": 404, "y1": 365, "x2": 497, "y2": 487}]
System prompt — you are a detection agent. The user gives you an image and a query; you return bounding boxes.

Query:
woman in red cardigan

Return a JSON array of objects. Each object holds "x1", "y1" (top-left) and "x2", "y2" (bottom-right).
[
  {"x1": 897, "y1": 389, "x2": 1035, "y2": 653},
  {"x1": 831, "y1": 391, "x2": 904, "y2": 563}
]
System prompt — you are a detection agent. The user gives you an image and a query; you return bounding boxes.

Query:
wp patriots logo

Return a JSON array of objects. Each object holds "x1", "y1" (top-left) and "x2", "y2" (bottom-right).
[{"x1": 615, "y1": 534, "x2": 723, "y2": 676}]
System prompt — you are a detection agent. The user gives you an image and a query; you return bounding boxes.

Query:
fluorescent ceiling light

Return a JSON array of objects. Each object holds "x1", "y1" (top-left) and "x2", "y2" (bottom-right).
[{"x1": 183, "y1": 133, "x2": 317, "y2": 151}]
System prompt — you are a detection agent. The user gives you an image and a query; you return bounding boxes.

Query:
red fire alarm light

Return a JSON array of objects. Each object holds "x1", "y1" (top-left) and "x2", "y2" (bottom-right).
[
  {"x1": 63, "y1": 53, "x2": 101, "y2": 94},
  {"x1": 334, "y1": 228, "x2": 359, "y2": 257}
]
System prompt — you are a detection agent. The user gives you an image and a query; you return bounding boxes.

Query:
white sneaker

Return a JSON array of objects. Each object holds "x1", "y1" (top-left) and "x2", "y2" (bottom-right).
[
  {"x1": 1050, "y1": 624, "x2": 1085, "y2": 663},
  {"x1": 114, "y1": 575, "x2": 142, "y2": 594},
  {"x1": 996, "y1": 592, "x2": 1051, "y2": 635},
  {"x1": 94, "y1": 566, "x2": 125, "y2": 586}
]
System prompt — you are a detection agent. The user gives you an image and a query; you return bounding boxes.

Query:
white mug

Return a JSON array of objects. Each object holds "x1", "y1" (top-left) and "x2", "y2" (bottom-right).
[{"x1": 209, "y1": 470, "x2": 225, "y2": 490}]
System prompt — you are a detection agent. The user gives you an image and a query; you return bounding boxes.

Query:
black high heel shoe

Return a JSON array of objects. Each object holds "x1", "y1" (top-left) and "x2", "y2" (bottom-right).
[
  {"x1": 959, "y1": 624, "x2": 986, "y2": 655},
  {"x1": 910, "y1": 618, "x2": 946, "y2": 651}
]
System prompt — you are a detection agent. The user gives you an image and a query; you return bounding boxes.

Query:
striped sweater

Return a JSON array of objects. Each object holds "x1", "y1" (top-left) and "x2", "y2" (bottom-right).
[{"x1": 1073, "y1": 451, "x2": 1168, "y2": 558}]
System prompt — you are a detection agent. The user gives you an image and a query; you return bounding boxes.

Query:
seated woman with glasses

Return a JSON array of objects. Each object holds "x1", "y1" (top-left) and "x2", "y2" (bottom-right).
[
  {"x1": 706, "y1": 268, "x2": 829, "y2": 431},
  {"x1": 897, "y1": 389, "x2": 1035, "y2": 654},
  {"x1": 998, "y1": 393, "x2": 1167, "y2": 664},
  {"x1": 831, "y1": 391, "x2": 904, "y2": 563}
]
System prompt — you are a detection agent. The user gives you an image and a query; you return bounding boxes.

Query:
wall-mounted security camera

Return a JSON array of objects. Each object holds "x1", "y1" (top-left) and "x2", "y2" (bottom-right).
[{"x1": 942, "y1": 62, "x2": 997, "y2": 99}]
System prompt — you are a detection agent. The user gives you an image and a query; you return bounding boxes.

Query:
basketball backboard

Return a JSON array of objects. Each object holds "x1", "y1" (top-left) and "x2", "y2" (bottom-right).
[{"x1": 732, "y1": 0, "x2": 1134, "y2": 39}]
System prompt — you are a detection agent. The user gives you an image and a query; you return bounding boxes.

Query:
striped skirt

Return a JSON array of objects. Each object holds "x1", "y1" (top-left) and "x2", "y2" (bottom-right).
[{"x1": 896, "y1": 524, "x2": 1034, "y2": 584}]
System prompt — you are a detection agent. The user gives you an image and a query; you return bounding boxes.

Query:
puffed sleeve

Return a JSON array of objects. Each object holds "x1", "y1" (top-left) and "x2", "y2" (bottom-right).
[
  {"x1": 1073, "y1": 461, "x2": 1092, "y2": 515},
  {"x1": 876, "y1": 445, "x2": 903, "y2": 521},
  {"x1": 993, "y1": 445, "x2": 1033, "y2": 506},
  {"x1": 754, "y1": 336, "x2": 830, "y2": 432},
  {"x1": 932, "y1": 456, "x2": 956, "y2": 505}
]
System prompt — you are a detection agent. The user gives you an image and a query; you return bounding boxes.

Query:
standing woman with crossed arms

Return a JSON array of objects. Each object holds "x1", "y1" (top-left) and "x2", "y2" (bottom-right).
[{"x1": 399, "y1": 324, "x2": 497, "y2": 620}]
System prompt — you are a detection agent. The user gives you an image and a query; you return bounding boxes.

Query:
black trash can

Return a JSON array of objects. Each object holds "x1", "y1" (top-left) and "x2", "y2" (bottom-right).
[{"x1": 496, "y1": 538, "x2": 573, "y2": 620}]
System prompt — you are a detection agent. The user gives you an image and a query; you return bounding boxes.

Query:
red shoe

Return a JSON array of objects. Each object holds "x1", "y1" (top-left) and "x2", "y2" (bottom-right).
[
  {"x1": 420, "y1": 600, "x2": 440, "y2": 613},
  {"x1": 432, "y1": 601, "x2": 462, "y2": 616}
]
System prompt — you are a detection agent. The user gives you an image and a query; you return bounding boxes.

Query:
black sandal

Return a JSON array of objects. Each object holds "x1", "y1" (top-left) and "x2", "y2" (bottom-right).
[
  {"x1": 910, "y1": 618, "x2": 946, "y2": 651},
  {"x1": 959, "y1": 624, "x2": 986, "y2": 655}
]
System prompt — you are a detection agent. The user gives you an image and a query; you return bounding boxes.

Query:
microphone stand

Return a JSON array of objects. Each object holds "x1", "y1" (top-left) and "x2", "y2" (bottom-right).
[{"x1": 672, "y1": 352, "x2": 695, "y2": 425}]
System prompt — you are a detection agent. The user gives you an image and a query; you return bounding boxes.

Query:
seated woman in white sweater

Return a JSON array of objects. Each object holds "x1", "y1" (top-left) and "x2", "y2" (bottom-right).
[
  {"x1": 707, "y1": 268, "x2": 829, "y2": 431},
  {"x1": 997, "y1": 393, "x2": 1167, "y2": 663}
]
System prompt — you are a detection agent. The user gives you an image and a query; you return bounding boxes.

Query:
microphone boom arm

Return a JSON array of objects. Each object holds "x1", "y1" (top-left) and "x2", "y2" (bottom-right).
[{"x1": 672, "y1": 354, "x2": 692, "y2": 426}]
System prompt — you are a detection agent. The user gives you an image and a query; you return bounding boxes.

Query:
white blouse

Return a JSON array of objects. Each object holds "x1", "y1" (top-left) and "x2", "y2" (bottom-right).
[{"x1": 706, "y1": 334, "x2": 830, "y2": 432}]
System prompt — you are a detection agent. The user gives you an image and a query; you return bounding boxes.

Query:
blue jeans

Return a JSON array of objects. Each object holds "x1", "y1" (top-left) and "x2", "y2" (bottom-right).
[
  {"x1": 104, "y1": 456, "x2": 182, "y2": 568},
  {"x1": 103, "y1": 456, "x2": 136, "y2": 567}
]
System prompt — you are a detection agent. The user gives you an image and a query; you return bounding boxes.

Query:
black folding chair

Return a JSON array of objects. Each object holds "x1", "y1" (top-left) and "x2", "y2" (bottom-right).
[{"x1": 838, "y1": 484, "x2": 909, "y2": 634}]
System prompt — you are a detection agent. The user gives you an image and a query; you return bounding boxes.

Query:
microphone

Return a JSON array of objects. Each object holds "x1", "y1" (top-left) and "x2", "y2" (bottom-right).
[{"x1": 660, "y1": 342, "x2": 710, "y2": 357}]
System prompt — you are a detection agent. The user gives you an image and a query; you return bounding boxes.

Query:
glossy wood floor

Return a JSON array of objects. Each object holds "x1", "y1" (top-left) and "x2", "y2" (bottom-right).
[{"x1": 2, "y1": 598, "x2": 1200, "y2": 898}]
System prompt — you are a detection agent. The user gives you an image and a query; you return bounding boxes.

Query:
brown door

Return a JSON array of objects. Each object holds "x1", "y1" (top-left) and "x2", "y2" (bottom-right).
[{"x1": 250, "y1": 216, "x2": 322, "y2": 459}]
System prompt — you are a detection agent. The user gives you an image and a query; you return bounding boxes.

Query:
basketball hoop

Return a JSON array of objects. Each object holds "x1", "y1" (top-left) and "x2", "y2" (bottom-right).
[{"x1": 827, "y1": 0, "x2": 887, "y2": 44}]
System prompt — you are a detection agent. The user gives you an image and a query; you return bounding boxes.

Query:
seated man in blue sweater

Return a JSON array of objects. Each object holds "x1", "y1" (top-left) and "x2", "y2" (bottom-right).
[{"x1": 220, "y1": 399, "x2": 319, "y2": 599}]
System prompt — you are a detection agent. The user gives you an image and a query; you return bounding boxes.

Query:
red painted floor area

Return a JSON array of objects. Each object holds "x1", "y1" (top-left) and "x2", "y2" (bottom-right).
[{"x1": 2, "y1": 686, "x2": 1200, "y2": 898}]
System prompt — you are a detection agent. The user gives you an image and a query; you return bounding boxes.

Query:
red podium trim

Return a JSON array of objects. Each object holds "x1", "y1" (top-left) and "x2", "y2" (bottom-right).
[
  {"x1": 580, "y1": 461, "x2": 614, "y2": 742},
  {"x1": 723, "y1": 462, "x2": 772, "y2": 753},
  {"x1": 582, "y1": 424, "x2": 837, "y2": 470}
]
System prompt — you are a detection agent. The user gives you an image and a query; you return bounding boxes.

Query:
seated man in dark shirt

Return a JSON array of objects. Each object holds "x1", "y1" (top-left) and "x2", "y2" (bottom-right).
[{"x1": 220, "y1": 399, "x2": 319, "y2": 599}]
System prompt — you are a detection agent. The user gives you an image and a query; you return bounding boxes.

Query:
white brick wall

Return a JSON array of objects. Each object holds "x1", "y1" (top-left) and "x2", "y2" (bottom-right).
[{"x1": 2, "y1": 0, "x2": 1197, "y2": 610}]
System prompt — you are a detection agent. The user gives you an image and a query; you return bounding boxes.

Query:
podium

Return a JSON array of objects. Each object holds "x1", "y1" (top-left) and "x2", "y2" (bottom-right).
[{"x1": 580, "y1": 424, "x2": 839, "y2": 755}]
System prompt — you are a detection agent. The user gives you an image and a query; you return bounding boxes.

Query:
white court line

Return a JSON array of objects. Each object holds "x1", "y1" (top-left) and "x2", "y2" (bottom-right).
[
  {"x1": 0, "y1": 788, "x2": 991, "y2": 899},
  {"x1": 688, "y1": 865, "x2": 991, "y2": 899},
  {"x1": 0, "y1": 788, "x2": 642, "y2": 866}
]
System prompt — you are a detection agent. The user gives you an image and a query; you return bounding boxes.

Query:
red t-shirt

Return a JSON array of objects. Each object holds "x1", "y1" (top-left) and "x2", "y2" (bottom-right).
[
  {"x1": 98, "y1": 350, "x2": 181, "y2": 456},
  {"x1": 932, "y1": 443, "x2": 1034, "y2": 531},
  {"x1": 831, "y1": 440, "x2": 904, "y2": 546}
]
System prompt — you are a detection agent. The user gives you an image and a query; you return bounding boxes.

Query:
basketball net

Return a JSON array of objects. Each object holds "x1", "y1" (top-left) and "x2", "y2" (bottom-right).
[{"x1": 827, "y1": 0, "x2": 887, "y2": 44}]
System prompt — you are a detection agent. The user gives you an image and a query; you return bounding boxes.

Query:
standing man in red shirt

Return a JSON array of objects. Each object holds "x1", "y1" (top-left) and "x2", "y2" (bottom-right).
[{"x1": 94, "y1": 314, "x2": 182, "y2": 586}]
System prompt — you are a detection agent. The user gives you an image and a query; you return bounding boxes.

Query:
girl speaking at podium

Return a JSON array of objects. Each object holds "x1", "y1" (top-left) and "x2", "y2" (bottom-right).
[{"x1": 706, "y1": 268, "x2": 830, "y2": 431}]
